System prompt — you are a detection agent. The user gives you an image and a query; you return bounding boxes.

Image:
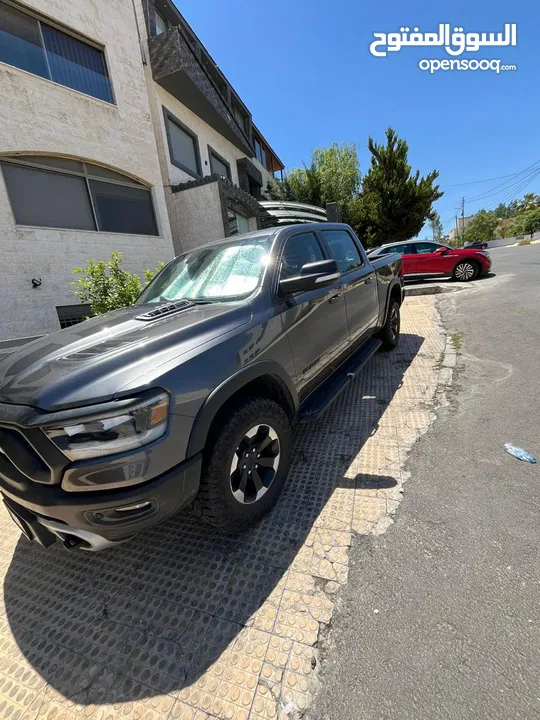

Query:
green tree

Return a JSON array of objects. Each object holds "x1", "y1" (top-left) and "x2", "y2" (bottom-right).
[
  {"x1": 270, "y1": 130, "x2": 442, "y2": 247},
  {"x1": 522, "y1": 208, "x2": 540, "y2": 236},
  {"x1": 355, "y1": 128, "x2": 443, "y2": 247},
  {"x1": 511, "y1": 208, "x2": 540, "y2": 238},
  {"x1": 269, "y1": 143, "x2": 361, "y2": 226},
  {"x1": 498, "y1": 221, "x2": 513, "y2": 239},
  {"x1": 72, "y1": 251, "x2": 164, "y2": 316},
  {"x1": 493, "y1": 202, "x2": 512, "y2": 220},
  {"x1": 428, "y1": 210, "x2": 444, "y2": 242},
  {"x1": 509, "y1": 214, "x2": 526, "y2": 236},
  {"x1": 485, "y1": 194, "x2": 540, "y2": 222},
  {"x1": 516, "y1": 193, "x2": 540, "y2": 213},
  {"x1": 460, "y1": 210, "x2": 499, "y2": 244}
]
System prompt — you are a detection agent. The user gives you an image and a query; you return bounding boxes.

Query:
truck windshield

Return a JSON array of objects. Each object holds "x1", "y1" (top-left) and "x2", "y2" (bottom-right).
[{"x1": 136, "y1": 235, "x2": 272, "y2": 304}]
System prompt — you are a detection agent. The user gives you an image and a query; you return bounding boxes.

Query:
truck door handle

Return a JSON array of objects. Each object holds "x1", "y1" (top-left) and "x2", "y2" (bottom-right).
[
  {"x1": 329, "y1": 292, "x2": 344, "y2": 303},
  {"x1": 362, "y1": 276, "x2": 373, "y2": 285}
]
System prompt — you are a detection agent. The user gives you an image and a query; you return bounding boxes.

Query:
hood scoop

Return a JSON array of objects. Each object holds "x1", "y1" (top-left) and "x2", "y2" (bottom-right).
[
  {"x1": 58, "y1": 338, "x2": 138, "y2": 363},
  {"x1": 136, "y1": 300, "x2": 194, "y2": 321}
]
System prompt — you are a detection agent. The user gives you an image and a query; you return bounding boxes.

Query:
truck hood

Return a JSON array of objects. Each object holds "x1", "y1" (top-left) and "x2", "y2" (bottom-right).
[{"x1": 0, "y1": 300, "x2": 251, "y2": 411}]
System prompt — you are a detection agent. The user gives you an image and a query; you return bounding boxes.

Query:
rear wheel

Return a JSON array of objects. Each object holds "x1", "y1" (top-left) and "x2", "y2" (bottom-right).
[
  {"x1": 195, "y1": 396, "x2": 291, "y2": 532},
  {"x1": 379, "y1": 299, "x2": 401, "y2": 351},
  {"x1": 453, "y1": 261, "x2": 478, "y2": 281}
]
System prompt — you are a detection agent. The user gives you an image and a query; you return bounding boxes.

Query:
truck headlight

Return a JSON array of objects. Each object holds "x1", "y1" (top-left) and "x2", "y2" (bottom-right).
[{"x1": 45, "y1": 392, "x2": 169, "y2": 461}]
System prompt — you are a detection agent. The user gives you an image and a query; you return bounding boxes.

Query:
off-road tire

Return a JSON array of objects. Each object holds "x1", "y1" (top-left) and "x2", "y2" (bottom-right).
[
  {"x1": 378, "y1": 299, "x2": 401, "y2": 351},
  {"x1": 195, "y1": 396, "x2": 291, "y2": 532}
]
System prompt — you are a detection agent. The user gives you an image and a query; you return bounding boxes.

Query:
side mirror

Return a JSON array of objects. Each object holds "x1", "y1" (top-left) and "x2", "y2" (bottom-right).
[
  {"x1": 435, "y1": 246, "x2": 448, "y2": 255},
  {"x1": 279, "y1": 259, "x2": 340, "y2": 295}
]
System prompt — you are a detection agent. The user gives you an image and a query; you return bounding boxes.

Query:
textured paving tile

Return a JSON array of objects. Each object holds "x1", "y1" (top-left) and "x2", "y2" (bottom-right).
[{"x1": 0, "y1": 297, "x2": 445, "y2": 719}]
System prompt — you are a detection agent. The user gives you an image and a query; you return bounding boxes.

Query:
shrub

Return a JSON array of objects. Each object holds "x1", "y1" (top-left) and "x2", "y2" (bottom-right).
[{"x1": 72, "y1": 251, "x2": 164, "y2": 316}]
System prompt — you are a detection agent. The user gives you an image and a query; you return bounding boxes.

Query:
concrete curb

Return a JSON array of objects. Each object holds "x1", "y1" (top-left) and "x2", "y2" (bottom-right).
[
  {"x1": 506, "y1": 239, "x2": 540, "y2": 247},
  {"x1": 405, "y1": 283, "x2": 464, "y2": 297}
]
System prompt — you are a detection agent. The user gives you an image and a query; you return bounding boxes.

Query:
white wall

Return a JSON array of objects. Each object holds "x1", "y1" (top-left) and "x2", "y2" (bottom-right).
[
  {"x1": 143, "y1": 74, "x2": 265, "y2": 255},
  {"x1": 0, "y1": 0, "x2": 174, "y2": 338},
  {"x1": 152, "y1": 85, "x2": 249, "y2": 188},
  {"x1": 487, "y1": 232, "x2": 540, "y2": 248},
  {"x1": 167, "y1": 182, "x2": 225, "y2": 253}
]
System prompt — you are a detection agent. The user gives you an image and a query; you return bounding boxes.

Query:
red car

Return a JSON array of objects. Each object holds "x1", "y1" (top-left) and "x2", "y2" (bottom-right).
[{"x1": 367, "y1": 240, "x2": 492, "y2": 282}]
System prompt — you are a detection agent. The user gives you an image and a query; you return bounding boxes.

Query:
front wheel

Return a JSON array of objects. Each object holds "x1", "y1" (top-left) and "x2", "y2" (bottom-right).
[
  {"x1": 195, "y1": 396, "x2": 291, "y2": 532},
  {"x1": 379, "y1": 299, "x2": 401, "y2": 351},
  {"x1": 453, "y1": 261, "x2": 478, "y2": 282}
]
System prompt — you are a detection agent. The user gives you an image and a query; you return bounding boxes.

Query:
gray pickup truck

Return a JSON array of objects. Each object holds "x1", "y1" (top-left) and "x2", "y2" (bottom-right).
[{"x1": 0, "y1": 223, "x2": 403, "y2": 551}]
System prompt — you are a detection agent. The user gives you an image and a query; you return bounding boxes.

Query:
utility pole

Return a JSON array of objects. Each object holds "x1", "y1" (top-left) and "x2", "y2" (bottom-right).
[{"x1": 455, "y1": 198, "x2": 465, "y2": 246}]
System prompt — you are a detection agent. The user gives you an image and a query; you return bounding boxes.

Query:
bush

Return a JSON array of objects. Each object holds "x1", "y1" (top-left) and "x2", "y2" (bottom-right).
[
  {"x1": 518, "y1": 239, "x2": 531, "y2": 246},
  {"x1": 72, "y1": 251, "x2": 164, "y2": 316},
  {"x1": 460, "y1": 210, "x2": 498, "y2": 244}
]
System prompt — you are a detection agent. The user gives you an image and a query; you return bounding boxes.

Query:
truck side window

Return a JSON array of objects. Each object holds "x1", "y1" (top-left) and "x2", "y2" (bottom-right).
[
  {"x1": 280, "y1": 232, "x2": 325, "y2": 279},
  {"x1": 320, "y1": 229, "x2": 363, "y2": 273}
]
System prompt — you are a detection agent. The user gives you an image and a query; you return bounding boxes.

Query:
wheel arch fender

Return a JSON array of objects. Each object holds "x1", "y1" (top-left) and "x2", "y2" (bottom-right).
[
  {"x1": 186, "y1": 361, "x2": 299, "y2": 458},
  {"x1": 380, "y1": 278, "x2": 404, "y2": 327}
]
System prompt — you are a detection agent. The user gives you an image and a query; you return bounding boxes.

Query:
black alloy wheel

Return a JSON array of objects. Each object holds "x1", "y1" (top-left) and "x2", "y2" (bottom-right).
[{"x1": 229, "y1": 424, "x2": 280, "y2": 504}]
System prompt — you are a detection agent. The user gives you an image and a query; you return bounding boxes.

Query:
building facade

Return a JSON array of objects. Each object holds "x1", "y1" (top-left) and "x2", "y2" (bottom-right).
[
  {"x1": 0, "y1": 0, "x2": 177, "y2": 339},
  {"x1": 447, "y1": 215, "x2": 474, "y2": 244},
  {"x1": 136, "y1": 0, "x2": 284, "y2": 255},
  {"x1": 0, "y1": 0, "x2": 284, "y2": 340}
]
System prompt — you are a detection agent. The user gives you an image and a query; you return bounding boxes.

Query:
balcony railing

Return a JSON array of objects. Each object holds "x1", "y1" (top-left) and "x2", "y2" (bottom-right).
[{"x1": 148, "y1": 27, "x2": 253, "y2": 156}]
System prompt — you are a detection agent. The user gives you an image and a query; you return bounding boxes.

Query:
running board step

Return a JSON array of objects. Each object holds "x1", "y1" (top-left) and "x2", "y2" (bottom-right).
[{"x1": 298, "y1": 338, "x2": 381, "y2": 422}]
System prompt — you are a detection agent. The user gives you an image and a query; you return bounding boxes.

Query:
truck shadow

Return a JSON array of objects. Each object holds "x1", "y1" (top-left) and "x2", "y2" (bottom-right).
[{"x1": 3, "y1": 333, "x2": 424, "y2": 706}]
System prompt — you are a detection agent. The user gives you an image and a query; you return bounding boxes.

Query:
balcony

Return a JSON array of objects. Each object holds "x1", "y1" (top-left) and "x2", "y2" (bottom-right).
[{"x1": 148, "y1": 27, "x2": 253, "y2": 156}]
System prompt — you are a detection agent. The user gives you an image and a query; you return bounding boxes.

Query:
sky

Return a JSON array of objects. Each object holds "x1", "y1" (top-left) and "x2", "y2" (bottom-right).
[{"x1": 178, "y1": 0, "x2": 539, "y2": 238}]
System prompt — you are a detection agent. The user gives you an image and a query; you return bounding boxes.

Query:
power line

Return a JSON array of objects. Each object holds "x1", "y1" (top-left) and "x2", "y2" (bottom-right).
[
  {"x1": 443, "y1": 213, "x2": 457, "y2": 233},
  {"x1": 483, "y1": 169, "x2": 540, "y2": 211},
  {"x1": 464, "y1": 161, "x2": 540, "y2": 203},
  {"x1": 441, "y1": 160, "x2": 540, "y2": 197},
  {"x1": 437, "y1": 167, "x2": 540, "y2": 238},
  {"x1": 438, "y1": 170, "x2": 540, "y2": 232},
  {"x1": 441, "y1": 213, "x2": 456, "y2": 227},
  {"x1": 487, "y1": 171, "x2": 540, "y2": 209},
  {"x1": 441, "y1": 172, "x2": 517, "y2": 189}
]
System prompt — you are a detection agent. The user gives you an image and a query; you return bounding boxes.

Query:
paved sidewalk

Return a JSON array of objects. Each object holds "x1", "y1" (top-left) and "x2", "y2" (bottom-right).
[
  {"x1": 309, "y1": 244, "x2": 540, "y2": 720},
  {"x1": 0, "y1": 297, "x2": 445, "y2": 720}
]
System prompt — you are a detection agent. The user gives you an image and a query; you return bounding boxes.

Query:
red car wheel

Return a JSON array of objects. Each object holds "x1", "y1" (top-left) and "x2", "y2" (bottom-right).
[{"x1": 453, "y1": 261, "x2": 479, "y2": 281}]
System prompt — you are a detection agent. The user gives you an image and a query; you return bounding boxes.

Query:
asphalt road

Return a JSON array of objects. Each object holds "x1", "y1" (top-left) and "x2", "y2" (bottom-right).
[{"x1": 310, "y1": 245, "x2": 540, "y2": 720}]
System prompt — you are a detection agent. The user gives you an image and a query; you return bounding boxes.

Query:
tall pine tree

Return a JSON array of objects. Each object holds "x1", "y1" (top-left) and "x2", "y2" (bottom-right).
[
  {"x1": 270, "y1": 129, "x2": 442, "y2": 247},
  {"x1": 356, "y1": 128, "x2": 442, "y2": 247}
]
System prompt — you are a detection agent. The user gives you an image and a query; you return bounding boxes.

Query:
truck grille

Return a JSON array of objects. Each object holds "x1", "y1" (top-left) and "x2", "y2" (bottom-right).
[{"x1": 0, "y1": 426, "x2": 53, "y2": 486}]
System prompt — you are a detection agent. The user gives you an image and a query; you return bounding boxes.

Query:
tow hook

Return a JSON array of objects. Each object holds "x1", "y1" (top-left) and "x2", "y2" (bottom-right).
[{"x1": 63, "y1": 536, "x2": 85, "y2": 551}]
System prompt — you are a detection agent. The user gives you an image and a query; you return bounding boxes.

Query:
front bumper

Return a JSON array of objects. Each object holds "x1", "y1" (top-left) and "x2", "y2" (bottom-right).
[
  {"x1": 1, "y1": 452, "x2": 201, "y2": 549},
  {"x1": 0, "y1": 398, "x2": 201, "y2": 549}
]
